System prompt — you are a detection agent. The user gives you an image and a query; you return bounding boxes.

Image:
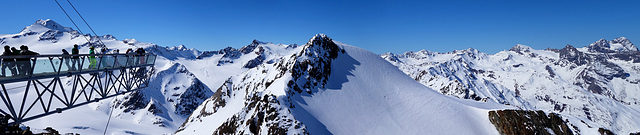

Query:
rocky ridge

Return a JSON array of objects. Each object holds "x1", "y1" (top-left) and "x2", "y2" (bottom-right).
[{"x1": 176, "y1": 34, "x2": 343, "y2": 134}]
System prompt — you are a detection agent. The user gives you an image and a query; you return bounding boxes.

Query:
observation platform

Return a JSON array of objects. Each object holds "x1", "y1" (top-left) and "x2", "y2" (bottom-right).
[{"x1": 0, "y1": 53, "x2": 157, "y2": 124}]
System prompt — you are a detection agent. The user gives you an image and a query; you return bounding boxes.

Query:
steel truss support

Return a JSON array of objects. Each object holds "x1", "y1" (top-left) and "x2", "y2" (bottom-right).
[{"x1": 0, "y1": 66, "x2": 154, "y2": 125}]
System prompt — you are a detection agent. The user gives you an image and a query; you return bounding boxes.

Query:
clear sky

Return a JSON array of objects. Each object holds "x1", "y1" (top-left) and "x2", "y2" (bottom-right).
[{"x1": 1, "y1": 0, "x2": 639, "y2": 54}]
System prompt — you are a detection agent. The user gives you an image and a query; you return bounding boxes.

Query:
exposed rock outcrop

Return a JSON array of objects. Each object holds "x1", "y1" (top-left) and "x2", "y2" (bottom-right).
[{"x1": 488, "y1": 110, "x2": 573, "y2": 135}]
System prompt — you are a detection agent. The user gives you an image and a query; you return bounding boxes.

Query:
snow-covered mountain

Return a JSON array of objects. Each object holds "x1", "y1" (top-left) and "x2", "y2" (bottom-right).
[
  {"x1": 175, "y1": 34, "x2": 511, "y2": 135},
  {"x1": 382, "y1": 38, "x2": 640, "y2": 134}
]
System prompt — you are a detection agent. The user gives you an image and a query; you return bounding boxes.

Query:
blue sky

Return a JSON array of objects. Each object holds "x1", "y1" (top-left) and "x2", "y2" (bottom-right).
[{"x1": 1, "y1": 0, "x2": 639, "y2": 54}]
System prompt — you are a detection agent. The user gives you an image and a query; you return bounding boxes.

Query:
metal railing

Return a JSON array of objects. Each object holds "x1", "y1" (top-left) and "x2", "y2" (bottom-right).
[{"x1": 0, "y1": 53, "x2": 157, "y2": 84}]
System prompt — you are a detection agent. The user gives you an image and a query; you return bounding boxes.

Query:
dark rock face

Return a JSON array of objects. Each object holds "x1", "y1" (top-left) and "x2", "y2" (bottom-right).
[
  {"x1": 239, "y1": 40, "x2": 262, "y2": 54},
  {"x1": 488, "y1": 110, "x2": 573, "y2": 135},
  {"x1": 598, "y1": 128, "x2": 614, "y2": 135},
  {"x1": 213, "y1": 94, "x2": 308, "y2": 135},
  {"x1": 545, "y1": 65, "x2": 556, "y2": 78},
  {"x1": 176, "y1": 79, "x2": 213, "y2": 116},
  {"x1": 508, "y1": 44, "x2": 532, "y2": 55},
  {"x1": 11, "y1": 32, "x2": 38, "y2": 39},
  {"x1": 558, "y1": 45, "x2": 591, "y2": 66},
  {"x1": 587, "y1": 38, "x2": 638, "y2": 53},
  {"x1": 286, "y1": 34, "x2": 343, "y2": 95},
  {"x1": 38, "y1": 30, "x2": 64, "y2": 42},
  {"x1": 216, "y1": 47, "x2": 242, "y2": 65},
  {"x1": 588, "y1": 39, "x2": 617, "y2": 53},
  {"x1": 113, "y1": 91, "x2": 148, "y2": 113},
  {"x1": 243, "y1": 46, "x2": 265, "y2": 68},
  {"x1": 611, "y1": 51, "x2": 640, "y2": 63},
  {"x1": 556, "y1": 44, "x2": 628, "y2": 98}
]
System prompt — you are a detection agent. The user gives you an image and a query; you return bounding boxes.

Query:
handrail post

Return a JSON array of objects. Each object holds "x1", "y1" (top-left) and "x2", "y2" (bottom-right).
[
  {"x1": 56, "y1": 57, "x2": 63, "y2": 75},
  {"x1": 28, "y1": 57, "x2": 37, "y2": 77},
  {"x1": 111, "y1": 55, "x2": 118, "y2": 69},
  {"x1": 152, "y1": 54, "x2": 157, "y2": 65},
  {"x1": 47, "y1": 57, "x2": 58, "y2": 74},
  {"x1": 96, "y1": 54, "x2": 103, "y2": 70},
  {"x1": 78, "y1": 56, "x2": 85, "y2": 72},
  {"x1": 124, "y1": 55, "x2": 130, "y2": 68}
]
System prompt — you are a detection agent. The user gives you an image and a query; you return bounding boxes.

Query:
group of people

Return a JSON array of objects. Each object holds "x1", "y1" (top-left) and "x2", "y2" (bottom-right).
[
  {"x1": 60, "y1": 44, "x2": 81, "y2": 71},
  {"x1": 1, "y1": 45, "x2": 40, "y2": 77},
  {"x1": 64, "y1": 44, "x2": 147, "y2": 70},
  {"x1": 0, "y1": 44, "x2": 149, "y2": 77}
]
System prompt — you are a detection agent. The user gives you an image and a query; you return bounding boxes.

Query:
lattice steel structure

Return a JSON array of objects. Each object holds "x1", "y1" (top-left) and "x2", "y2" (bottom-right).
[{"x1": 0, "y1": 53, "x2": 156, "y2": 124}]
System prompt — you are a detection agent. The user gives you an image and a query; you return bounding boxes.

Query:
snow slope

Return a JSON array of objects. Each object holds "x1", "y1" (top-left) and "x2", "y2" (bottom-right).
[{"x1": 177, "y1": 34, "x2": 510, "y2": 134}]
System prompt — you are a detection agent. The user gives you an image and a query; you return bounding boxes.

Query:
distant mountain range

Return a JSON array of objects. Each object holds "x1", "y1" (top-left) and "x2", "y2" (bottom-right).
[{"x1": 382, "y1": 37, "x2": 640, "y2": 134}]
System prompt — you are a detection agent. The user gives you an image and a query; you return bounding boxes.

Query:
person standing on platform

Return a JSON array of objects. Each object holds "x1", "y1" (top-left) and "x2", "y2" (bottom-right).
[
  {"x1": 135, "y1": 48, "x2": 146, "y2": 65},
  {"x1": 62, "y1": 49, "x2": 71, "y2": 71},
  {"x1": 1, "y1": 46, "x2": 17, "y2": 77},
  {"x1": 126, "y1": 48, "x2": 135, "y2": 66},
  {"x1": 71, "y1": 44, "x2": 80, "y2": 71},
  {"x1": 99, "y1": 47, "x2": 109, "y2": 68},
  {"x1": 88, "y1": 46, "x2": 97, "y2": 69},
  {"x1": 112, "y1": 49, "x2": 121, "y2": 67},
  {"x1": 18, "y1": 45, "x2": 39, "y2": 76}
]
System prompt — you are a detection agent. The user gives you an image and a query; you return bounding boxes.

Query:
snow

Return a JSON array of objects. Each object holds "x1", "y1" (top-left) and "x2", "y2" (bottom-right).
[{"x1": 295, "y1": 44, "x2": 507, "y2": 134}]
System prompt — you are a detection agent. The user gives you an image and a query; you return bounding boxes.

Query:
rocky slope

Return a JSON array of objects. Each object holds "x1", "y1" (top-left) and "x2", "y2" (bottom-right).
[{"x1": 488, "y1": 110, "x2": 573, "y2": 135}]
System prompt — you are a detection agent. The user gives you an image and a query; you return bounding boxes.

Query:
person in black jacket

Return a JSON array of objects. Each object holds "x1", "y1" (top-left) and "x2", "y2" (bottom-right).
[
  {"x1": 62, "y1": 49, "x2": 71, "y2": 71},
  {"x1": 135, "y1": 48, "x2": 146, "y2": 65},
  {"x1": 1, "y1": 46, "x2": 17, "y2": 77},
  {"x1": 11, "y1": 47, "x2": 19, "y2": 55},
  {"x1": 71, "y1": 44, "x2": 80, "y2": 71},
  {"x1": 17, "y1": 45, "x2": 39, "y2": 76}
]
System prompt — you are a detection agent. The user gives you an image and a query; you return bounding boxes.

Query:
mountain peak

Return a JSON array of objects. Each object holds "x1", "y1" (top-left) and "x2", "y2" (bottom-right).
[
  {"x1": 564, "y1": 44, "x2": 576, "y2": 49},
  {"x1": 311, "y1": 33, "x2": 328, "y2": 39},
  {"x1": 509, "y1": 44, "x2": 533, "y2": 53},
  {"x1": 173, "y1": 45, "x2": 188, "y2": 50},
  {"x1": 613, "y1": 37, "x2": 628, "y2": 42},
  {"x1": 31, "y1": 19, "x2": 74, "y2": 32},
  {"x1": 596, "y1": 38, "x2": 608, "y2": 43},
  {"x1": 611, "y1": 37, "x2": 637, "y2": 51},
  {"x1": 307, "y1": 34, "x2": 330, "y2": 45},
  {"x1": 588, "y1": 37, "x2": 637, "y2": 52},
  {"x1": 251, "y1": 39, "x2": 267, "y2": 45}
]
